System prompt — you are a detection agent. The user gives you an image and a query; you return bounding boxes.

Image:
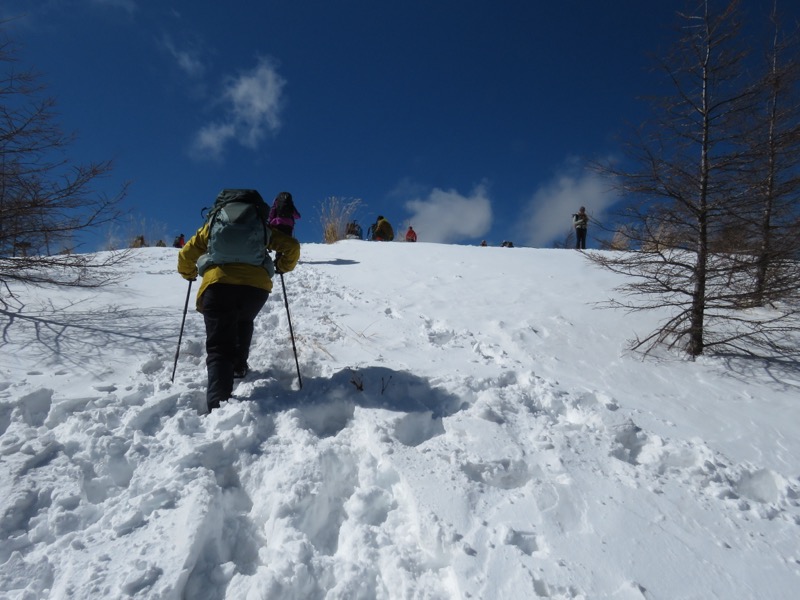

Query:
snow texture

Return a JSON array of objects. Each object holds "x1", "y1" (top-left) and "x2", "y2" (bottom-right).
[{"x1": 1, "y1": 242, "x2": 799, "y2": 599}]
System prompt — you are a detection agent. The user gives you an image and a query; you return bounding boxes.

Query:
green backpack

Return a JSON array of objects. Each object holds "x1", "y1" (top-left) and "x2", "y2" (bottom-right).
[{"x1": 196, "y1": 189, "x2": 275, "y2": 277}]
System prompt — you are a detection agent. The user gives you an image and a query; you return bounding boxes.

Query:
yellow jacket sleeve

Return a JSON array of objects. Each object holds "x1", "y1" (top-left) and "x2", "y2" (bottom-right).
[
  {"x1": 268, "y1": 227, "x2": 301, "y2": 273},
  {"x1": 177, "y1": 224, "x2": 209, "y2": 280}
]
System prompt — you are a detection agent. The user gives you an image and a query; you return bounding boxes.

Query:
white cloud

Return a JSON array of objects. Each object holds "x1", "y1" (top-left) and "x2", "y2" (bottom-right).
[
  {"x1": 191, "y1": 123, "x2": 236, "y2": 161},
  {"x1": 515, "y1": 161, "x2": 618, "y2": 247},
  {"x1": 162, "y1": 37, "x2": 205, "y2": 78},
  {"x1": 191, "y1": 57, "x2": 286, "y2": 161},
  {"x1": 402, "y1": 184, "x2": 493, "y2": 244}
]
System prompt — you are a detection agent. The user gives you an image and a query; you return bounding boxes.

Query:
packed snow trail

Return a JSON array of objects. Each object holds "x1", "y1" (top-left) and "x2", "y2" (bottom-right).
[{"x1": 1, "y1": 244, "x2": 798, "y2": 599}]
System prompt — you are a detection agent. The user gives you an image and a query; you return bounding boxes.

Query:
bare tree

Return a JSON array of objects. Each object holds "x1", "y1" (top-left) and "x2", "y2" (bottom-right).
[
  {"x1": 605, "y1": 225, "x2": 632, "y2": 251},
  {"x1": 733, "y1": 1, "x2": 800, "y2": 308},
  {"x1": 589, "y1": 1, "x2": 800, "y2": 358},
  {"x1": 0, "y1": 34, "x2": 128, "y2": 296}
]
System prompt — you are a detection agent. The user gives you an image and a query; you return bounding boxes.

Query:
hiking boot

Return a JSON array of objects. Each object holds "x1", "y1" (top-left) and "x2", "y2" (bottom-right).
[{"x1": 233, "y1": 363, "x2": 249, "y2": 379}]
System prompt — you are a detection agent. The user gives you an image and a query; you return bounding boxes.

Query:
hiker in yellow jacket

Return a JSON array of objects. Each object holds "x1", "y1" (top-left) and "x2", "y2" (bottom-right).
[
  {"x1": 371, "y1": 216, "x2": 394, "y2": 241},
  {"x1": 178, "y1": 221, "x2": 300, "y2": 412}
]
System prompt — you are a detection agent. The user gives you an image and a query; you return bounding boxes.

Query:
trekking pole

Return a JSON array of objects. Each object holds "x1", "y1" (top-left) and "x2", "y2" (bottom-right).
[
  {"x1": 171, "y1": 279, "x2": 193, "y2": 383},
  {"x1": 279, "y1": 272, "x2": 303, "y2": 389}
]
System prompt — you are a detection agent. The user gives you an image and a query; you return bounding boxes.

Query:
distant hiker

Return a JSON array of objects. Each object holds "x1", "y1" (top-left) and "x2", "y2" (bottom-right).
[
  {"x1": 371, "y1": 216, "x2": 394, "y2": 241},
  {"x1": 173, "y1": 234, "x2": 185, "y2": 248},
  {"x1": 480, "y1": 240, "x2": 488, "y2": 247},
  {"x1": 501, "y1": 240, "x2": 514, "y2": 248},
  {"x1": 132, "y1": 235, "x2": 147, "y2": 248},
  {"x1": 156, "y1": 240, "x2": 166, "y2": 248},
  {"x1": 573, "y1": 206, "x2": 588, "y2": 250},
  {"x1": 177, "y1": 188, "x2": 300, "y2": 413},
  {"x1": 405, "y1": 226, "x2": 417, "y2": 242},
  {"x1": 345, "y1": 220, "x2": 363, "y2": 240},
  {"x1": 269, "y1": 191, "x2": 301, "y2": 236}
]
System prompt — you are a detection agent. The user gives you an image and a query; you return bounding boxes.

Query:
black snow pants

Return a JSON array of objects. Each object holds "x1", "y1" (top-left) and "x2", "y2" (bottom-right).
[
  {"x1": 575, "y1": 227, "x2": 587, "y2": 250},
  {"x1": 201, "y1": 283, "x2": 269, "y2": 412}
]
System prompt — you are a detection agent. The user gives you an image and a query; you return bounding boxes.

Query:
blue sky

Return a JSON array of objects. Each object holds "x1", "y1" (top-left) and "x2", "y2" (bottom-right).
[{"x1": 4, "y1": 1, "x2": 798, "y2": 248}]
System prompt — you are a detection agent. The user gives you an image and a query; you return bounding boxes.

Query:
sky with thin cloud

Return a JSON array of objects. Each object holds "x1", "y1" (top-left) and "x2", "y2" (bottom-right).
[
  {"x1": 190, "y1": 58, "x2": 285, "y2": 160},
  {"x1": 4, "y1": 0, "x2": 796, "y2": 248}
]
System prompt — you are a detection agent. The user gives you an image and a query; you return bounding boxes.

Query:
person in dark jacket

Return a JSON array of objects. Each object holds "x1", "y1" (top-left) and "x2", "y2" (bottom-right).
[
  {"x1": 573, "y1": 206, "x2": 588, "y2": 250},
  {"x1": 268, "y1": 192, "x2": 301, "y2": 236},
  {"x1": 345, "y1": 220, "x2": 363, "y2": 239},
  {"x1": 177, "y1": 220, "x2": 300, "y2": 413}
]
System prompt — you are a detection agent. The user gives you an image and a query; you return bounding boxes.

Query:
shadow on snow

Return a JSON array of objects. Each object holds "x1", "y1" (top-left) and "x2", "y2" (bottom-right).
[
  {"x1": 229, "y1": 366, "x2": 467, "y2": 442},
  {"x1": 298, "y1": 259, "x2": 360, "y2": 266},
  {"x1": 0, "y1": 297, "x2": 178, "y2": 373}
]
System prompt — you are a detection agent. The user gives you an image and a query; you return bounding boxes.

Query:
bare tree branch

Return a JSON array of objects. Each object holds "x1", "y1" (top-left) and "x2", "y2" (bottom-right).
[
  {"x1": 0, "y1": 32, "x2": 130, "y2": 291},
  {"x1": 590, "y1": 0, "x2": 800, "y2": 360}
]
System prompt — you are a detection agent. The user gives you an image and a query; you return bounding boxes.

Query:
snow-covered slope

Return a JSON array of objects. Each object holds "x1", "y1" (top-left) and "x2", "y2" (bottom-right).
[{"x1": 1, "y1": 242, "x2": 799, "y2": 599}]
